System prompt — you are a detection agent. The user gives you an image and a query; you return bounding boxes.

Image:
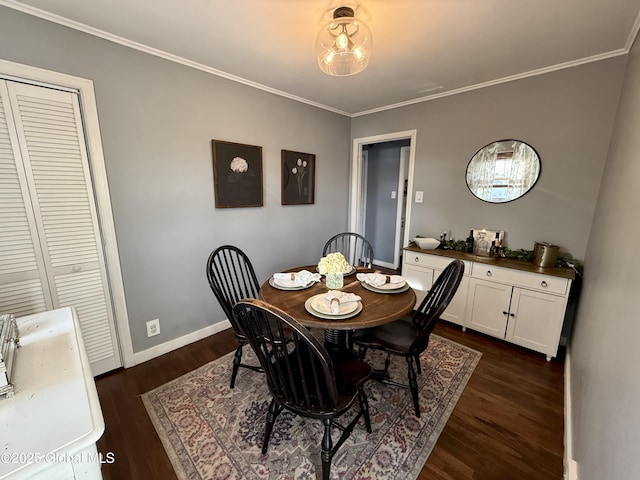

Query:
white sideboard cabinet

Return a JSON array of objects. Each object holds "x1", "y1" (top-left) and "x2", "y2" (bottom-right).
[
  {"x1": 403, "y1": 247, "x2": 575, "y2": 360},
  {"x1": 0, "y1": 307, "x2": 105, "y2": 480},
  {"x1": 402, "y1": 251, "x2": 470, "y2": 327}
]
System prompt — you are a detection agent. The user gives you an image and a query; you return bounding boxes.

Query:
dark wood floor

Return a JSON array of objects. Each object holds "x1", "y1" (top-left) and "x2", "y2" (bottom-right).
[{"x1": 95, "y1": 322, "x2": 565, "y2": 480}]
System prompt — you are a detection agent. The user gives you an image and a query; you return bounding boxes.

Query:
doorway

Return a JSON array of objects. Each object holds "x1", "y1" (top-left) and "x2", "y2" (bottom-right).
[{"x1": 350, "y1": 130, "x2": 417, "y2": 270}]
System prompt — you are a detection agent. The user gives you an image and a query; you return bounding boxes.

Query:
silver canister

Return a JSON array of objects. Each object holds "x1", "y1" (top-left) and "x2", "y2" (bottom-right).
[{"x1": 532, "y1": 242, "x2": 560, "y2": 268}]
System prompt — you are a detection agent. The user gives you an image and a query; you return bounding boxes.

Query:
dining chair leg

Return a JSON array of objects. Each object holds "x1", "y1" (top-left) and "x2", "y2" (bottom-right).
[
  {"x1": 415, "y1": 354, "x2": 422, "y2": 375},
  {"x1": 406, "y1": 356, "x2": 421, "y2": 417},
  {"x1": 359, "y1": 388, "x2": 372, "y2": 433},
  {"x1": 320, "y1": 418, "x2": 333, "y2": 480},
  {"x1": 321, "y1": 418, "x2": 333, "y2": 480},
  {"x1": 230, "y1": 344, "x2": 243, "y2": 389},
  {"x1": 383, "y1": 353, "x2": 392, "y2": 376},
  {"x1": 262, "y1": 398, "x2": 282, "y2": 454},
  {"x1": 357, "y1": 345, "x2": 367, "y2": 360}
]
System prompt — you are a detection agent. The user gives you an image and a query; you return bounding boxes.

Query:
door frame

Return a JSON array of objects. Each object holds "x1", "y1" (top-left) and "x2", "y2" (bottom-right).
[
  {"x1": 394, "y1": 146, "x2": 410, "y2": 268},
  {"x1": 0, "y1": 58, "x2": 134, "y2": 368},
  {"x1": 349, "y1": 130, "x2": 417, "y2": 267}
]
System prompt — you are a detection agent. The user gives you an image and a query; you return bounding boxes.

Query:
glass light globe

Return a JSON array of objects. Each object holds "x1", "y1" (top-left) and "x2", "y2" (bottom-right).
[{"x1": 315, "y1": 9, "x2": 372, "y2": 76}]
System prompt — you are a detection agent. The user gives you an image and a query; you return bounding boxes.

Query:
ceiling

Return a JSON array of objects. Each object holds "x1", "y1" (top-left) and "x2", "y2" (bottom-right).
[{"x1": 4, "y1": 0, "x2": 640, "y2": 116}]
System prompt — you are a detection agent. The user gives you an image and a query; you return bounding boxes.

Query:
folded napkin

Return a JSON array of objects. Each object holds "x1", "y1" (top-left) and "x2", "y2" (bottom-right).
[
  {"x1": 356, "y1": 273, "x2": 405, "y2": 287},
  {"x1": 273, "y1": 269, "x2": 321, "y2": 287},
  {"x1": 325, "y1": 290, "x2": 362, "y2": 314}
]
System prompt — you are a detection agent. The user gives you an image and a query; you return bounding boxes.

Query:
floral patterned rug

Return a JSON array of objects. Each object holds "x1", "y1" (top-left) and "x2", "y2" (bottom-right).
[{"x1": 142, "y1": 334, "x2": 481, "y2": 480}]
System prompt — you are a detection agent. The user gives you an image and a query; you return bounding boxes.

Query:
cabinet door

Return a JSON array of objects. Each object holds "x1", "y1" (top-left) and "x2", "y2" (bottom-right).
[
  {"x1": 465, "y1": 278, "x2": 512, "y2": 338},
  {"x1": 402, "y1": 263, "x2": 433, "y2": 308},
  {"x1": 434, "y1": 268, "x2": 468, "y2": 326},
  {"x1": 506, "y1": 288, "x2": 567, "y2": 358}
]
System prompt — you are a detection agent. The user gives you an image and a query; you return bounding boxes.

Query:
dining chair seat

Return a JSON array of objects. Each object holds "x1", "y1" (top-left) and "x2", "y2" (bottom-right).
[{"x1": 352, "y1": 316, "x2": 418, "y2": 354}]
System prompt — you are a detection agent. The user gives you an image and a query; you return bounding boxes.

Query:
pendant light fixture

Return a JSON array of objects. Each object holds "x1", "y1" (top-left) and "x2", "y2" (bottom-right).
[{"x1": 315, "y1": 6, "x2": 372, "y2": 76}]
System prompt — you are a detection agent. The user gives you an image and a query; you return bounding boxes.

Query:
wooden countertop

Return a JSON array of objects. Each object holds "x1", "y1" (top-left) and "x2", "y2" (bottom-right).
[{"x1": 404, "y1": 246, "x2": 576, "y2": 280}]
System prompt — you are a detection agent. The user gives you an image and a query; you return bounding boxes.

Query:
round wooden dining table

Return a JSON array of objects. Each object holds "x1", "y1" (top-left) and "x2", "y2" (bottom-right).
[{"x1": 259, "y1": 265, "x2": 416, "y2": 353}]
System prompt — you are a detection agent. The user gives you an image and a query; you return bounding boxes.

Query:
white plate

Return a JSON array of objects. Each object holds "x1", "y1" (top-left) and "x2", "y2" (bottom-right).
[
  {"x1": 269, "y1": 277, "x2": 314, "y2": 291},
  {"x1": 304, "y1": 294, "x2": 362, "y2": 319},
  {"x1": 360, "y1": 281, "x2": 411, "y2": 294},
  {"x1": 367, "y1": 280, "x2": 407, "y2": 290}
]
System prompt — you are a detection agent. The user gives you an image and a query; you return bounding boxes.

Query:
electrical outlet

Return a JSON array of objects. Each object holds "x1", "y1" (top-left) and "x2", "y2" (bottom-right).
[{"x1": 146, "y1": 319, "x2": 160, "y2": 337}]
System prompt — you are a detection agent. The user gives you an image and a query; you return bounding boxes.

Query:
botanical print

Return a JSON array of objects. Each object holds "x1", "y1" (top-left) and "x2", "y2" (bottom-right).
[
  {"x1": 281, "y1": 150, "x2": 315, "y2": 205},
  {"x1": 212, "y1": 140, "x2": 263, "y2": 208}
]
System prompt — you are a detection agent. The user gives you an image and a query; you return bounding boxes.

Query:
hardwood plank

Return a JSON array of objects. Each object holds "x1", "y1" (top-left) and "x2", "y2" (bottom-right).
[{"x1": 95, "y1": 323, "x2": 564, "y2": 479}]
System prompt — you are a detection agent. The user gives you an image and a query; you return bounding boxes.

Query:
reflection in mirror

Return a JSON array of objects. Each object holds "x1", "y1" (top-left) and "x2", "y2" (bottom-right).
[{"x1": 466, "y1": 139, "x2": 540, "y2": 203}]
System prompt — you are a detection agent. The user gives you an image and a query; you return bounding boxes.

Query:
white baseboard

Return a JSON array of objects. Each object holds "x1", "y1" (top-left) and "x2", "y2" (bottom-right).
[
  {"x1": 564, "y1": 345, "x2": 578, "y2": 480},
  {"x1": 132, "y1": 319, "x2": 232, "y2": 365}
]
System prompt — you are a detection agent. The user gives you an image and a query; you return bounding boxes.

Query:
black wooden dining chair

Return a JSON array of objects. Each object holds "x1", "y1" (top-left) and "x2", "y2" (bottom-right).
[
  {"x1": 323, "y1": 232, "x2": 374, "y2": 268},
  {"x1": 206, "y1": 245, "x2": 263, "y2": 388},
  {"x1": 352, "y1": 259, "x2": 464, "y2": 417},
  {"x1": 232, "y1": 299, "x2": 372, "y2": 480}
]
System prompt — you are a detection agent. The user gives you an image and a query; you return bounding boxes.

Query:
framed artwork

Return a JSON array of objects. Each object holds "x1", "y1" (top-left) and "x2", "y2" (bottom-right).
[
  {"x1": 281, "y1": 150, "x2": 315, "y2": 205},
  {"x1": 212, "y1": 140, "x2": 263, "y2": 208}
]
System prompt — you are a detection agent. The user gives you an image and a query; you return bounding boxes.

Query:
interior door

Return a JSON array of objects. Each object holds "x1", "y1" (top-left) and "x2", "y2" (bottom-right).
[{"x1": 0, "y1": 80, "x2": 121, "y2": 375}]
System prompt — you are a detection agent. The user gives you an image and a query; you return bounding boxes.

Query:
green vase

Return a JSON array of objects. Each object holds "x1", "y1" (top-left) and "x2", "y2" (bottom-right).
[{"x1": 325, "y1": 273, "x2": 344, "y2": 289}]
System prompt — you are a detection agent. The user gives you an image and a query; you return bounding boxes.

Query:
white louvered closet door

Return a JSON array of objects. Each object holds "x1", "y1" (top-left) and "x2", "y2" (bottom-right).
[{"x1": 0, "y1": 80, "x2": 121, "y2": 375}]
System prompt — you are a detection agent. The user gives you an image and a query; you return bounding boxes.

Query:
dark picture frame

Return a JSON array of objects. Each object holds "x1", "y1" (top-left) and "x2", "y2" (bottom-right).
[
  {"x1": 281, "y1": 150, "x2": 315, "y2": 205},
  {"x1": 212, "y1": 140, "x2": 263, "y2": 208}
]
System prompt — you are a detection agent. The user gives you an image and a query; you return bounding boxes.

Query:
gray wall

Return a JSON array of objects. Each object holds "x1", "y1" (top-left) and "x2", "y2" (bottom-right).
[
  {"x1": 364, "y1": 140, "x2": 409, "y2": 264},
  {"x1": 569, "y1": 38, "x2": 640, "y2": 478},
  {"x1": 352, "y1": 59, "x2": 626, "y2": 260},
  {"x1": 0, "y1": 6, "x2": 351, "y2": 352}
]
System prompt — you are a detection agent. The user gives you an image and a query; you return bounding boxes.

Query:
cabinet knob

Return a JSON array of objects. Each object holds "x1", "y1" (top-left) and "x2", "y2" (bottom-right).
[
  {"x1": 71, "y1": 265, "x2": 82, "y2": 273},
  {"x1": 414, "y1": 257, "x2": 419, "y2": 263},
  {"x1": 541, "y1": 280, "x2": 548, "y2": 288},
  {"x1": 510, "y1": 313, "x2": 515, "y2": 317},
  {"x1": 486, "y1": 270, "x2": 492, "y2": 277},
  {"x1": 502, "y1": 311, "x2": 509, "y2": 316}
]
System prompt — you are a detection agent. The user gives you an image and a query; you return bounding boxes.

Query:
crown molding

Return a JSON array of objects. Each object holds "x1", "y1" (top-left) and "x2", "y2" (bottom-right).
[
  {"x1": 352, "y1": 48, "x2": 630, "y2": 117},
  {"x1": 2, "y1": 0, "x2": 639, "y2": 119},
  {"x1": 0, "y1": 0, "x2": 352, "y2": 117}
]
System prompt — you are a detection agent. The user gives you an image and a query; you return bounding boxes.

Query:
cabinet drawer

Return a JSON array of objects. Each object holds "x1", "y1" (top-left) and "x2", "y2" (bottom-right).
[
  {"x1": 404, "y1": 252, "x2": 469, "y2": 273},
  {"x1": 471, "y1": 263, "x2": 569, "y2": 295}
]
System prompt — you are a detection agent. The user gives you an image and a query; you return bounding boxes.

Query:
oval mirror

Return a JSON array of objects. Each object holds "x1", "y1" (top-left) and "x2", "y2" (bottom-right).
[{"x1": 466, "y1": 139, "x2": 541, "y2": 203}]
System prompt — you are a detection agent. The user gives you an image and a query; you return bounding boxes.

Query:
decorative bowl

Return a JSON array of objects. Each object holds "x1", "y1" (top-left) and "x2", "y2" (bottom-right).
[{"x1": 414, "y1": 237, "x2": 440, "y2": 250}]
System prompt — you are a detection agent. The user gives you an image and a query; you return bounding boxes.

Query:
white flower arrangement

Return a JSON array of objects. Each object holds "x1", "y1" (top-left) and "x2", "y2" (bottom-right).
[
  {"x1": 230, "y1": 157, "x2": 248, "y2": 173},
  {"x1": 317, "y1": 252, "x2": 350, "y2": 275}
]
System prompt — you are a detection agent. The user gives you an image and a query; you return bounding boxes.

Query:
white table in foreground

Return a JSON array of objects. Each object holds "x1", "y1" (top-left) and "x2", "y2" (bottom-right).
[{"x1": 0, "y1": 307, "x2": 105, "y2": 480}]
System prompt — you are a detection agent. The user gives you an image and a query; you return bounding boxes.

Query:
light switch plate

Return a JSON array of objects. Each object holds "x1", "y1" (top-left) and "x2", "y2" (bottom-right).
[{"x1": 415, "y1": 191, "x2": 424, "y2": 203}]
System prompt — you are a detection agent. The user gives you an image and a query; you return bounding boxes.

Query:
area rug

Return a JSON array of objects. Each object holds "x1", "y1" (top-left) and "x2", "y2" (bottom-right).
[{"x1": 142, "y1": 334, "x2": 481, "y2": 480}]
